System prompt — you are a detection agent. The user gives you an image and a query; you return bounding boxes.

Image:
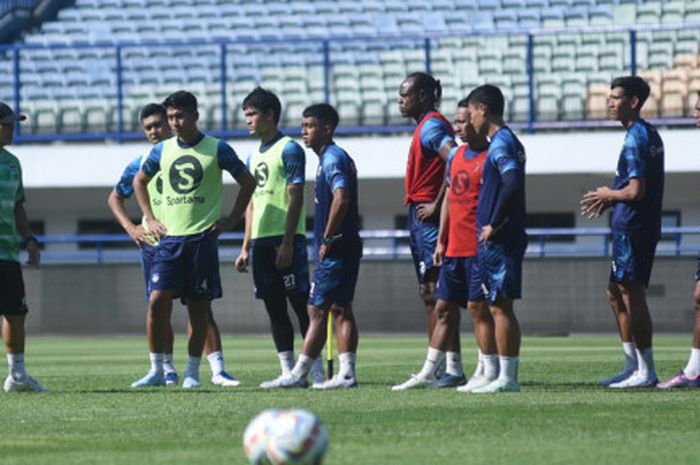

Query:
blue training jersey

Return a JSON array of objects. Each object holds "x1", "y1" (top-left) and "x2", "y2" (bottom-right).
[
  {"x1": 314, "y1": 142, "x2": 361, "y2": 259},
  {"x1": 610, "y1": 120, "x2": 664, "y2": 236},
  {"x1": 114, "y1": 155, "x2": 143, "y2": 198},
  {"x1": 419, "y1": 113, "x2": 454, "y2": 159},
  {"x1": 477, "y1": 126, "x2": 527, "y2": 242}
]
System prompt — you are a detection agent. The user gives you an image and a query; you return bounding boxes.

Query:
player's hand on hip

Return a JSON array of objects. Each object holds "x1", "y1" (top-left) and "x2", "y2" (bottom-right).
[
  {"x1": 275, "y1": 241, "x2": 293, "y2": 270},
  {"x1": 416, "y1": 201, "x2": 437, "y2": 222},
  {"x1": 146, "y1": 218, "x2": 167, "y2": 238},
  {"x1": 235, "y1": 250, "x2": 249, "y2": 273},
  {"x1": 127, "y1": 225, "x2": 150, "y2": 247},
  {"x1": 26, "y1": 240, "x2": 40, "y2": 267},
  {"x1": 479, "y1": 225, "x2": 494, "y2": 243}
]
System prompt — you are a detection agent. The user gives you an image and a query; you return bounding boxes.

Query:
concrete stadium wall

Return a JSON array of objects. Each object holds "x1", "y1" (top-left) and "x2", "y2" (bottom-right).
[{"x1": 21, "y1": 256, "x2": 698, "y2": 336}]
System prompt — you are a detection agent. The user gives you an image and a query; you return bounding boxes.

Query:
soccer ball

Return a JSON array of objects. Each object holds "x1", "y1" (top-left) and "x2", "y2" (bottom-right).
[
  {"x1": 243, "y1": 409, "x2": 280, "y2": 465},
  {"x1": 265, "y1": 409, "x2": 329, "y2": 465}
]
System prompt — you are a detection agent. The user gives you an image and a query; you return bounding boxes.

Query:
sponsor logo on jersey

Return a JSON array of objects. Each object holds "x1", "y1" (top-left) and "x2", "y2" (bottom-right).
[{"x1": 169, "y1": 155, "x2": 203, "y2": 194}]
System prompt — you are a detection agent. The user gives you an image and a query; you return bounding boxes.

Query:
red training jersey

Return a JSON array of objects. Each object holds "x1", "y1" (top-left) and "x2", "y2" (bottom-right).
[
  {"x1": 446, "y1": 144, "x2": 488, "y2": 257},
  {"x1": 404, "y1": 111, "x2": 453, "y2": 205}
]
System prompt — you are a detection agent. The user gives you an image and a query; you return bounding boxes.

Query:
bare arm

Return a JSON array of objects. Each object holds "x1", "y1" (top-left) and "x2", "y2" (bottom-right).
[
  {"x1": 107, "y1": 191, "x2": 148, "y2": 246},
  {"x1": 433, "y1": 189, "x2": 450, "y2": 267},
  {"x1": 276, "y1": 184, "x2": 304, "y2": 269},
  {"x1": 14, "y1": 202, "x2": 40, "y2": 267},
  {"x1": 133, "y1": 170, "x2": 167, "y2": 237},
  {"x1": 581, "y1": 178, "x2": 645, "y2": 219},
  {"x1": 319, "y1": 187, "x2": 348, "y2": 261},
  {"x1": 214, "y1": 169, "x2": 256, "y2": 235},
  {"x1": 234, "y1": 200, "x2": 254, "y2": 272}
]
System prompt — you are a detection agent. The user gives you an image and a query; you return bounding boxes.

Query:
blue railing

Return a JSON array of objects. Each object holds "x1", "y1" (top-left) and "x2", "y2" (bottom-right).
[
  {"x1": 22, "y1": 227, "x2": 700, "y2": 265},
  {"x1": 2, "y1": 22, "x2": 699, "y2": 143}
]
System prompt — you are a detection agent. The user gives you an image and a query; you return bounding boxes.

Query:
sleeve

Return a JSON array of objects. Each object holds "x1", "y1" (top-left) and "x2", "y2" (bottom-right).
[
  {"x1": 15, "y1": 162, "x2": 24, "y2": 203},
  {"x1": 245, "y1": 154, "x2": 252, "y2": 171},
  {"x1": 622, "y1": 128, "x2": 646, "y2": 179},
  {"x1": 489, "y1": 170, "x2": 521, "y2": 230},
  {"x1": 114, "y1": 156, "x2": 142, "y2": 198},
  {"x1": 445, "y1": 146, "x2": 458, "y2": 186},
  {"x1": 490, "y1": 140, "x2": 520, "y2": 177},
  {"x1": 217, "y1": 140, "x2": 246, "y2": 178},
  {"x1": 420, "y1": 117, "x2": 455, "y2": 157},
  {"x1": 140, "y1": 143, "x2": 163, "y2": 177},
  {"x1": 323, "y1": 150, "x2": 348, "y2": 192},
  {"x1": 281, "y1": 140, "x2": 306, "y2": 185}
]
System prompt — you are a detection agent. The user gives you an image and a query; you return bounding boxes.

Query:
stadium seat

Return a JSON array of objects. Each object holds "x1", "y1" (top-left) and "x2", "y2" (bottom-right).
[
  {"x1": 589, "y1": 6, "x2": 614, "y2": 26},
  {"x1": 637, "y1": 3, "x2": 662, "y2": 24},
  {"x1": 662, "y1": 2, "x2": 685, "y2": 24},
  {"x1": 613, "y1": 4, "x2": 637, "y2": 25}
]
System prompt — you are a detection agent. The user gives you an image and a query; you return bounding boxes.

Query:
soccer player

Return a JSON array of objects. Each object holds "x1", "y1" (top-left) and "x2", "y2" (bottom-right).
[
  {"x1": 397, "y1": 72, "x2": 463, "y2": 383},
  {"x1": 260, "y1": 103, "x2": 361, "y2": 389},
  {"x1": 658, "y1": 92, "x2": 700, "y2": 389},
  {"x1": 463, "y1": 84, "x2": 527, "y2": 394},
  {"x1": 108, "y1": 103, "x2": 241, "y2": 387},
  {"x1": 0, "y1": 102, "x2": 47, "y2": 393},
  {"x1": 581, "y1": 76, "x2": 664, "y2": 389},
  {"x1": 133, "y1": 91, "x2": 255, "y2": 388},
  {"x1": 235, "y1": 88, "x2": 323, "y2": 386},
  {"x1": 393, "y1": 98, "x2": 496, "y2": 391}
]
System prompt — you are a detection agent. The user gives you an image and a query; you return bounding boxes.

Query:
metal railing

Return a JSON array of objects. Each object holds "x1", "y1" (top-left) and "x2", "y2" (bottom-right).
[
  {"x1": 21, "y1": 226, "x2": 700, "y2": 265},
  {"x1": 2, "y1": 21, "x2": 699, "y2": 143}
]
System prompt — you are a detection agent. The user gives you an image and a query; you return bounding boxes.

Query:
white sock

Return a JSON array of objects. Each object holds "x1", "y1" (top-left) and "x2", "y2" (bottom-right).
[
  {"x1": 683, "y1": 347, "x2": 700, "y2": 378},
  {"x1": 184, "y1": 356, "x2": 201, "y2": 379},
  {"x1": 636, "y1": 347, "x2": 656, "y2": 378},
  {"x1": 163, "y1": 353, "x2": 176, "y2": 374},
  {"x1": 446, "y1": 351, "x2": 464, "y2": 377},
  {"x1": 278, "y1": 350, "x2": 295, "y2": 375},
  {"x1": 483, "y1": 353, "x2": 499, "y2": 380},
  {"x1": 338, "y1": 352, "x2": 356, "y2": 378},
  {"x1": 291, "y1": 354, "x2": 314, "y2": 379},
  {"x1": 7, "y1": 353, "x2": 26, "y2": 379},
  {"x1": 149, "y1": 353, "x2": 164, "y2": 375},
  {"x1": 497, "y1": 355, "x2": 518, "y2": 383},
  {"x1": 622, "y1": 342, "x2": 637, "y2": 372},
  {"x1": 471, "y1": 349, "x2": 485, "y2": 378},
  {"x1": 418, "y1": 347, "x2": 445, "y2": 379},
  {"x1": 207, "y1": 351, "x2": 225, "y2": 375}
]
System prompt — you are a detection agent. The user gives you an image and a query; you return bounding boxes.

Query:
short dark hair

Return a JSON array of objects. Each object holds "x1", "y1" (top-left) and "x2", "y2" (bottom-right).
[
  {"x1": 302, "y1": 103, "x2": 339, "y2": 130},
  {"x1": 242, "y1": 87, "x2": 282, "y2": 125},
  {"x1": 611, "y1": 76, "x2": 651, "y2": 107},
  {"x1": 406, "y1": 72, "x2": 442, "y2": 104},
  {"x1": 162, "y1": 90, "x2": 198, "y2": 113},
  {"x1": 465, "y1": 84, "x2": 505, "y2": 119},
  {"x1": 457, "y1": 97, "x2": 469, "y2": 108},
  {"x1": 139, "y1": 103, "x2": 166, "y2": 122}
]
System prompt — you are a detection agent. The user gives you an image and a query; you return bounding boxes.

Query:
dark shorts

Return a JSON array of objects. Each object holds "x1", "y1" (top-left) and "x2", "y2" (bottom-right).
[
  {"x1": 309, "y1": 250, "x2": 362, "y2": 308},
  {"x1": 251, "y1": 235, "x2": 310, "y2": 299},
  {"x1": 609, "y1": 232, "x2": 658, "y2": 287},
  {"x1": 436, "y1": 256, "x2": 484, "y2": 307},
  {"x1": 149, "y1": 232, "x2": 222, "y2": 301},
  {"x1": 475, "y1": 236, "x2": 527, "y2": 304},
  {"x1": 0, "y1": 260, "x2": 27, "y2": 315},
  {"x1": 140, "y1": 243, "x2": 157, "y2": 301},
  {"x1": 407, "y1": 202, "x2": 439, "y2": 284},
  {"x1": 695, "y1": 254, "x2": 700, "y2": 282}
]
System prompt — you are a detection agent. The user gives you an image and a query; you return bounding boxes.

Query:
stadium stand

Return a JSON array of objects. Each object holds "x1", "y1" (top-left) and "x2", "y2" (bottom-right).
[{"x1": 0, "y1": 0, "x2": 699, "y2": 135}]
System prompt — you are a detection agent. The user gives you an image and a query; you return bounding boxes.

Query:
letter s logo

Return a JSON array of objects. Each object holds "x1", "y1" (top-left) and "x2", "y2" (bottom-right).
[{"x1": 169, "y1": 155, "x2": 204, "y2": 194}]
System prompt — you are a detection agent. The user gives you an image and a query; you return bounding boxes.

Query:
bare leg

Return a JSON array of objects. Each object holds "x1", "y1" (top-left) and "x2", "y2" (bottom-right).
[
  {"x1": 147, "y1": 290, "x2": 173, "y2": 354},
  {"x1": 204, "y1": 305, "x2": 222, "y2": 354},
  {"x1": 420, "y1": 279, "x2": 438, "y2": 342},
  {"x1": 301, "y1": 304, "x2": 329, "y2": 359},
  {"x1": 468, "y1": 300, "x2": 496, "y2": 354},
  {"x1": 618, "y1": 280, "x2": 653, "y2": 350},
  {"x1": 430, "y1": 300, "x2": 460, "y2": 352},
  {"x1": 692, "y1": 281, "x2": 700, "y2": 349},
  {"x1": 333, "y1": 304, "x2": 358, "y2": 354},
  {"x1": 2, "y1": 314, "x2": 25, "y2": 354},
  {"x1": 489, "y1": 296, "x2": 521, "y2": 357},
  {"x1": 606, "y1": 283, "x2": 633, "y2": 343},
  {"x1": 186, "y1": 298, "x2": 209, "y2": 357}
]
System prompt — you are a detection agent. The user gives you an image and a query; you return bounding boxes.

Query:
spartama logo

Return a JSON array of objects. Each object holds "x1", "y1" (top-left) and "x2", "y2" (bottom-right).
[
  {"x1": 155, "y1": 172, "x2": 163, "y2": 194},
  {"x1": 254, "y1": 162, "x2": 269, "y2": 187},
  {"x1": 169, "y1": 155, "x2": 203, "y2": 194},
  {"x1": 451, "y1": 169, "x2": 470, "y2": 196}
]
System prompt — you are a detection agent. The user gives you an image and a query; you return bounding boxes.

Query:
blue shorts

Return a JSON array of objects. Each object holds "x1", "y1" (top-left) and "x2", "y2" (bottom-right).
[
  {"x1": 610, "y1": 232, "x2": 658, "y2": 287},
  {"x1": 149, "y1": 232, "x2": 222, "y2": 301},
  {"x1": 407, "y1": 202, "x2": 439, "y2": 284},
  {"x1": 309, "y1": 250, "x2": 362, "y2": 308},
  {"x1": 610, "y1": 232, "x2": 658, "y2": 286},
  {"x1": 436, "y1": 256, "x2": 484, "y2": 307},
  {"x1": 251, "y1": 235, "x2": 310, "y2": 299},
  {"x1": 476, "y1": 236, "x2": 527, "y2": 304},
  {"x1": 140, "y1": 243, "x2": 157, "y2": 301}
]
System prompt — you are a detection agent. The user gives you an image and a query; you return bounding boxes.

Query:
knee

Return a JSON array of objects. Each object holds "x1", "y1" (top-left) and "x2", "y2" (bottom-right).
[
  {"x1": 308, "y1": 305, "x2": 326, "y2": 322},
  {"x1": 3, "y1": 314, "x2": 25, "y2": 327},
  {"x1": 332, "y1": 306, "x2": 355, "y2": 322},
  {"x1": 468, "y1": 301, "x2": 490, "y2": 322},
  {"x1": 606, "y1": 284, "x2": 621, "y2": 304},
  {"x1": 694, "y1": 287, "x2": 700, "y2": 311},
  {"x1": 419, "y1": 284, "x2": 436, "y2": 307}
]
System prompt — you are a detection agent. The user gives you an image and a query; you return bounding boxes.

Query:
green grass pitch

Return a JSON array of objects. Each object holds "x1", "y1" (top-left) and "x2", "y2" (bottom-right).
[{"x1": 1, "y1": 335, "x2": 699, "y2": 465}]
